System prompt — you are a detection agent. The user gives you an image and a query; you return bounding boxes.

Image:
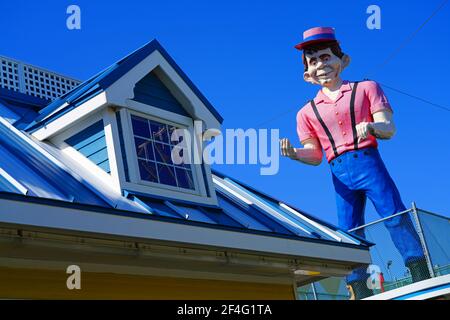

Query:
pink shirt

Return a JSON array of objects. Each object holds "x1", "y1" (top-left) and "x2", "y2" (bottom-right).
[{"x1": 296, "y1": 80, "x2": 393, "y2": 162}]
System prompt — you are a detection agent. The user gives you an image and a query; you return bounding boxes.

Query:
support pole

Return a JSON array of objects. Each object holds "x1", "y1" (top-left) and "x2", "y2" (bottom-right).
[
  {"x1": 411, "y1": 202, "x2": 435, "y2": 278},
  {"x1": 311, "y1": 282, "x2": 318, "y2": 300}
]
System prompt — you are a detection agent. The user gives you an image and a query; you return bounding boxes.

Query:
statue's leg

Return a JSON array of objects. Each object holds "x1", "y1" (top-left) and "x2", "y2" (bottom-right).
[
  {"x1": 331, "y1": 152, "x2": 372, "y2": 298},
  {"x1": 359, "y1": 148, "x2": 427, "y2": 281}
]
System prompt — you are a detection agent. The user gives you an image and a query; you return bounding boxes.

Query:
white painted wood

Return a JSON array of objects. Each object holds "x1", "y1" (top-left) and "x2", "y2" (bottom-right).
[
  {"x1": 120, "y1": 181, "x2": 218, "y2": 206},
  {"x1": 105, "y1": 50, "x2": 221, "y2": 130},
  {"x1": 48, "y1": 110, "x2": 122, "y2": 193},
  {"x1": 32, "y1": 92, "x2": 108, "y2": 140},
  {"x1": 102, "y1": 107, "x2": 123, "y2": 191},
  {"x1": 125, "y1": 99, "x2": 193, "y2": 126},
  {"x1": 0, "y1": 197, "x2": 372, "y2": 265},
  {"x1": 119, "y1": 108, "x2": 218, "y2": 206},
  {"x1": 50, "y1": 110, "x2": 104, "y2": 145},
  {"x1": 364, "y1": 274, "x2": 450, "y2": 300}
]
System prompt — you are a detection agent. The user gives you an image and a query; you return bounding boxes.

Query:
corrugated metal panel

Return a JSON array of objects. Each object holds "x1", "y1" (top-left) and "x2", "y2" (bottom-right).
[
  {"x1": 133, "y1": 72, "x2": 189, "y2": 117},
  {"x1": 0, "y1": 99, "x2": 21, "y2": 124},
  {"x1": 215, "y1": 189, "x2": 290, "y2": 234},
  {"x1": 211, "y1": 169, "x2": 371, "y2": 246},
  {"x1": 65, "y1": 120, "x2": 110, "y2": 173},
  {"x1": 215, "y1": 175, "x2": 314, "y2": 238},
  {"x1": 0, "y1": 175, "x2": 21, "y2": 194},
  {"x1": 0, "y1": 167, "x2": 27, "y2": 195},
  {"x1": 0, "y1": 118, "x2": 109, "y2": 206}
]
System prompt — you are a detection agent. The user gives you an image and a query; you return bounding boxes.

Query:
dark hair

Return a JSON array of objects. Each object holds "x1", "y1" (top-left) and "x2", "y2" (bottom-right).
[{"x1": 302, "y1": 40, "x2": 345, "y2": 71}]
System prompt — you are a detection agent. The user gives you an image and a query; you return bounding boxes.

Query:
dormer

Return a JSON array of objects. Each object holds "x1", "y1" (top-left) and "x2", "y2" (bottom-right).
[{"x1": 26, "y1": 40, "x2": 223, "y2": 206}]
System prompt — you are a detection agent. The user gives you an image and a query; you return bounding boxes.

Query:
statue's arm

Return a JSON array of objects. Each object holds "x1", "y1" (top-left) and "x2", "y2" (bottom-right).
[
  {"x1": 280, "y1": 137, "x2": 323, "y2": 166},
  {"x1": 370, "y1": 109, "x2": 396, "y2": 140}
]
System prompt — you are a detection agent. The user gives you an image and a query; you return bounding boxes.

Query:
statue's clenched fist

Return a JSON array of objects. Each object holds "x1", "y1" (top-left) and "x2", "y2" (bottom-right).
[
  {"x1": 355, "y1": 122, "x2": 374, "y2": 143},
  {"x1": 280, "y1": 138, "x2": 298, "y2": 160}
]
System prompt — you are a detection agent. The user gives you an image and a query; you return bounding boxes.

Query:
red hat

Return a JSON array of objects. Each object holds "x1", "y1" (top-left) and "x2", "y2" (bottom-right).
[{"x1": 295, "y1": 27, "x2": 337, "y2": 50}]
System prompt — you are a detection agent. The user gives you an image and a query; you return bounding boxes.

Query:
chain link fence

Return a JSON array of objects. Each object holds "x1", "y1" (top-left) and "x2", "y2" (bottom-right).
[{"x1": 297, "y1": 203, "x2": 450, "y2": 300}]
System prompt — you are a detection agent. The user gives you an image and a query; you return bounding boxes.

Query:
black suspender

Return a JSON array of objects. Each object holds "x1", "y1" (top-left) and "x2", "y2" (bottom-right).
[
  {"x1": 310, "y1": 81, "x2": 359, "y2": 159},
  {"x1": 349, "y1": 82, "x2": 359, "y2": 150},
  {"x1": 310, "y1": 99, "x2": 339, "y2": 159}
]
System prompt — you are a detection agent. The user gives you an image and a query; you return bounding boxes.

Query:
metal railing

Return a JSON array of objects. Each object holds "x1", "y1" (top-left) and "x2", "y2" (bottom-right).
[{"x1": 297, "y1": 202, "x2": 450, "y2": 300}]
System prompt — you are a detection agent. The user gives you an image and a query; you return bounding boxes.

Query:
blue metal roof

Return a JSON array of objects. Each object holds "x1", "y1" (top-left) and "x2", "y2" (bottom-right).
[
  {"x1": 25, "y1": 39, "x2": 224, "y2": 133},
  {"x1": 0, "y1": 118, "x2": 109, "y2": 206},
  {"x1": 0, "y1": 88, "x2": 46, "y2": 129}
]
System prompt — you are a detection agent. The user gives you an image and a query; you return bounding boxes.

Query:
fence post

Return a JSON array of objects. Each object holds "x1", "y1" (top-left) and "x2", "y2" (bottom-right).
[
  {"x1": 311, "y1": 282, "x2": 318, "y2": 300},
  {"x1": 411, "y1": 202, "x2": 435, "y2": 278}
]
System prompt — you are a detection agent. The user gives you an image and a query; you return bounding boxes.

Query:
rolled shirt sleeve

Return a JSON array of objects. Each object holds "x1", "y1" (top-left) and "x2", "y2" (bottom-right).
[
  {"x1": 296, "y1": 106, "x2": 316, "y2": 143},
  {"x1": 365, "y1": 80, "x2": 393, "y2": 114}
]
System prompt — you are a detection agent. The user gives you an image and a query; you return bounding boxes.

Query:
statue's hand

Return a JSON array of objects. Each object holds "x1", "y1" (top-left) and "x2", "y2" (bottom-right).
[
  {"x1": 280, "y1": 138, "x2": 298, "y2": 160},
  {"x1": 355, "y1": 122, "x2": 373, "y2": 143}
]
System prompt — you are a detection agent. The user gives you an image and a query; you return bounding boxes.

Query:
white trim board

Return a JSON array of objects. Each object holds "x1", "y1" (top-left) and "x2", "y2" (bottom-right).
[
  {"x1": 0, "y1": 197, "x2": 371, "y2": 267},
  {"x1": 364, "y1": 274, "x2": 450, "y2": 300},
  {"x1": 32, "y1": 92, "x2": 108, "y2": 140}
]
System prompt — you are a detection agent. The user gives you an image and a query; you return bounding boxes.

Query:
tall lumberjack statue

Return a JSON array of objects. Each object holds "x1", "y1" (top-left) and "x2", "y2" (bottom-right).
[{"x1": 280, "y1": 27, "x2": 430, "y2": 299}]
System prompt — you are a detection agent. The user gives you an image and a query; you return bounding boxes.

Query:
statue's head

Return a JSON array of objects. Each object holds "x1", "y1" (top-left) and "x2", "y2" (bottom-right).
[
  {"x1": 295, "y1": 27, "x2": 350, "y2": 87},
  {"x1": 302, "y1": 41, "x2": 350, "y2": 87}
]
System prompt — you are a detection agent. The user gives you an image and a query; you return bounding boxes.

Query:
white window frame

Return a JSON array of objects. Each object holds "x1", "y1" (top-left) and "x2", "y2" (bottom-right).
[{"x1": 117, "y1": 100, "x2": 218, "y2": 206}]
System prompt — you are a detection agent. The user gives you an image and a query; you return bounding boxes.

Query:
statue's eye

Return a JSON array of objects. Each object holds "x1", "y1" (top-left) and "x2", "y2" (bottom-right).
[{"x1": 320, "y1": 54, "x2": 330, "y2": 61}]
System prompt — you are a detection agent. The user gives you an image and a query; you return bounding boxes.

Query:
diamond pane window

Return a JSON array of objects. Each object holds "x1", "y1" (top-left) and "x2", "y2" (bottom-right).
[
  {"x1": 150, "y1": 120, "x2": 169, "y2": 143},
  {"x1": 131, "y1": 114, "x2": 195, "y2": 190}
]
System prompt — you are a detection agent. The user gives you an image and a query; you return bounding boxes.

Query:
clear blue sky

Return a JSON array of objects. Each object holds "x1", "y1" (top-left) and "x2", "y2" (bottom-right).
[{"x1": 1, "y1": 0, "x2": 449, "y2": 225}]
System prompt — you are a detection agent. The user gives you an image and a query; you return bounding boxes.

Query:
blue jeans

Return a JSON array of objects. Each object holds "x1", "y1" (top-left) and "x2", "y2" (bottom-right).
[{"x1": 330, "y1": 147, "x2": 424, "y2": 283}]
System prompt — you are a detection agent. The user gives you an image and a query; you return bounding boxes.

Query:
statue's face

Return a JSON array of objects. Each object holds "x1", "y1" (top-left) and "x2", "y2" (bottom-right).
[{"x1": 303, "y1": 47, "x2": 347, "y2": 87}]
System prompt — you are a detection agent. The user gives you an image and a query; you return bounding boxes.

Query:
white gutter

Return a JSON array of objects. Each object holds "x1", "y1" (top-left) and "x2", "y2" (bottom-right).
[{"x1": 0, "y1": 197, "x2": 371, "y2": 265}]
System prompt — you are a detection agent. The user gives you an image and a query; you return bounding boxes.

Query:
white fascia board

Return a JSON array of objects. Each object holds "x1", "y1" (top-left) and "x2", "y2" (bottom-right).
[
  {"x1": 105, "y1": 50, "x2": 221, "y2": 130},
  {"x1": 31, "y1": 92, "x2": 108, "y2": 141},
  {"x1": 0, "y1": 197, "x2": 371, "y2": 265},
  {"x1": 364, "y1": 274, "x2": 450, "y2": 300},
  {"x1": 125, "y1": 99, "x2": 193, "y2": 126},
  {"x1": 37, "y1": 102, "x2": 69, "y2": 124}
]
